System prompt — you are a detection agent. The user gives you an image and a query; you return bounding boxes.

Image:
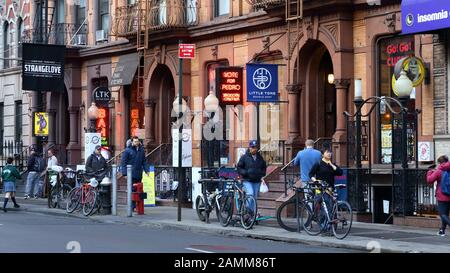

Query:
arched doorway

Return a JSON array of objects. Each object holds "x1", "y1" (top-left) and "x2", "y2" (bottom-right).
[
  {"x1": 48, "y1": 87, "x2": 70, "y2": 164},
  {"x1": 296, "y1": 41, "x2": 336, "y2": 142},
  {"x1": 149, "y1": 64, "x2": 175, "y2": 144}
]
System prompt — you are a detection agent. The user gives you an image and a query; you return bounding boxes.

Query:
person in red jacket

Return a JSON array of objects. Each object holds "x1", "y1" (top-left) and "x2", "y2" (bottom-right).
[{"x1": 426, "y1": 155, "x2": 450, "y2": 236}]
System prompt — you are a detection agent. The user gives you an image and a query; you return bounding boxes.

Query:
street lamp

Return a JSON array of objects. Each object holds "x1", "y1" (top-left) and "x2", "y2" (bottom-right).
[
  {"x1": 394, "y1": 70, "x2": 414, "y2": 216},
  {"x1": 204, "y1": 91, "x2": 219, "y2": 168},
  {"x1": 353, "y1": 79, "x2": 364, "y2": 212},
  {"x1": 87, "y1": 102, "x2": 99, "y2": 133}
]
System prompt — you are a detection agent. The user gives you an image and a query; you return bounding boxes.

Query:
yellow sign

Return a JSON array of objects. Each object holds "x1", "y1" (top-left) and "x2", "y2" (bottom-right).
[
  {"x1": 392, "y1": 56, "x2": 425, "y2": 96},
  {"x1": 34, "y1": 112, "x2": 49, "y2": 137},
  {"x1": 142, "y1": 167, "x2": 155, "y2": 207}
]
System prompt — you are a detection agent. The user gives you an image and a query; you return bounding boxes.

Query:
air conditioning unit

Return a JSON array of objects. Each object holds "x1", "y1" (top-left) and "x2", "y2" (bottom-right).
[
  {"x1": 95, "y1": 30, "x2": 108, "y2": 43},
  {"x1": 74, "y1": 34, "x2": 87, "y2": 46}
]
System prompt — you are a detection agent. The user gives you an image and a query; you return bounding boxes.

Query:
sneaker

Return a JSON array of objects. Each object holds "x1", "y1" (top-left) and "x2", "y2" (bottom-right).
[
  {"x1": 437, "y1": 229, "x2": 445, "y2": 237},
  {"x1": 34, "y1": 195, "x2": 39, "y2": 199},
  {"x1": 13, "y1": 204, "x2": 20, "y2": 208},
  {"x1": 2, "y1": 207, "x2": 6, "y2": 213},
  {"x1": 24, "y1": 194, "x2": 29, "y2": 200}
]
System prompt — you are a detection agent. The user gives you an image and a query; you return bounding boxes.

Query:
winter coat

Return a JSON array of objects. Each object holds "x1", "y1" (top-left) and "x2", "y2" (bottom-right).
[
  {"x1": 426, "y1": 161, "x2": 450, "y2": 202},
  {"x1": 309, "y1": 159, "x2": 343, "y2": 188},
  {"x1": 86, "y1": 153, "x2": 107, "y2": 174},
  {"x1": 27, "y1": 153, "x2": 40, "y2": 172},
  {"x1": 2, "y1": 164, "x2": 21, "y2": 183},
  {"x1": 121, "y1": 145, "x2": 148, "y2": 181},
  {"x1": 237, "y1": 150, "x2": 267, "y2": 183}
]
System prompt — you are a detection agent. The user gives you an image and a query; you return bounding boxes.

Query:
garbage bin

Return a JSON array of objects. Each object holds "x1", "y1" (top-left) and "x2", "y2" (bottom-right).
[{"x1": 99, "y1": 178, "x2": 112, "y2": 215}]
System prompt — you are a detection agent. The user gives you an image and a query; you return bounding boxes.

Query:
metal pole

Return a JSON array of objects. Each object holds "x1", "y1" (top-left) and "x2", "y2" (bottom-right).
[
  {"x1": 400, "y1": 96, "x2": 409, "y2": 216},
  {"x1": 354, "y1": 98, "x2": 363, "y2": 212},
  {"x1": 112, "y1": 164, "x2": 117, "y2": 216},
  {"x1": 178, "y1": 41, "x2": 183, "y2": 222},
  {"x1": 127, "y1": 164, "x2": 132, "y2": 217}
]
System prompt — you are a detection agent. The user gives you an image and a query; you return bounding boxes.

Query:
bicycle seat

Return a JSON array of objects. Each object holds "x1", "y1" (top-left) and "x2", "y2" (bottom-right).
[{"x1": 335, "y1": 184, "x2": 347, "y2": 189}]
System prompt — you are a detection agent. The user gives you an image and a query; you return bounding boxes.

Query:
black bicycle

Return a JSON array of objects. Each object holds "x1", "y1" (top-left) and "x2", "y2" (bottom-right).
[
  {"x1": 302, "y1": 180, "x2": 353, "y2": 239},
  {"x1": 48, "y1": 169, "x2": 75, "y2": 209}
]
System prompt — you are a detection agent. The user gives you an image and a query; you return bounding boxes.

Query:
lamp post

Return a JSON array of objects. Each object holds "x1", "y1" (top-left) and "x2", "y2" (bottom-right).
[
  {"x1": 87, "y1": 102, "x2": 99, "y2": 133},
  {"x1": 354, "y1": 79, "x2": 363, "y2": 212},
  {"x1": 204, "y1": 91, "x2": 219, "y2": 168},
  {"x1": 172, "y1": 95, "x2": 187, "y2": 221},
  {"x1": 394, "y1": 70, "x2": 414, "y2": 216}
]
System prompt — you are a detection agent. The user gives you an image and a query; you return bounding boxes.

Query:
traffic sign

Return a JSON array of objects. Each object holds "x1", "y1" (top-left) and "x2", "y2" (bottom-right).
[{"x1": 178, "y1": 44, "x2": 195, "y2": 59}]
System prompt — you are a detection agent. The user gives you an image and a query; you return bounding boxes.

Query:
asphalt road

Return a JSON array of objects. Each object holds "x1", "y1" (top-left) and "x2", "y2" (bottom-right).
[{"x1": 0, "y1": 210, "x2": 359, "y2": 253}]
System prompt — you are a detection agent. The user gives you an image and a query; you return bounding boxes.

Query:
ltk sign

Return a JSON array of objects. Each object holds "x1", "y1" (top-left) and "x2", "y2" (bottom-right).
[
  {"x1": 246, "y1": 63, "x2": 278, "y2": 102},
  {"x1": 402, "y1": 0, "x2": 450, "y2": 34}
]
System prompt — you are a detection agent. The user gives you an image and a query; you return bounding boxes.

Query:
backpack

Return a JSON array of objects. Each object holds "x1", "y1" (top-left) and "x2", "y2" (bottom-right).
[
  {"x1": 440, "y1": 171, "x2": 450, "y2": 196},
  {"x1": 33, "y1": 156, "x2": 46, "y2": 172}
]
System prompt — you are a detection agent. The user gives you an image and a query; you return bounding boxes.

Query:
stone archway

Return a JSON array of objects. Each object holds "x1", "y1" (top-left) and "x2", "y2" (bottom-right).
[
  {"x1": 147, "y1": 64, "x2": 176, "y2": 146},
  {"x1": 47, "y1": 86, "x2": 70, "y2": 164}
]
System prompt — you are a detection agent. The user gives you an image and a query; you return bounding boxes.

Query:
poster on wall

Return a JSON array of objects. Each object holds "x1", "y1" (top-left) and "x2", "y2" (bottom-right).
[
  {"x1": 85, "y1": 133, "x2": 101, "y2": 163},
  {"x1": 33, "y1": 112, "x2": 49, "y2": 137},
  {"x1": 172, "y1": 129, "x2": 192, "y2": 167},
  {"x1": 142, "y1": 166, "x2": 156, "y2": 207},
  {"x1": 22, "y1": 43, "x2": 65, "y2": 92}
]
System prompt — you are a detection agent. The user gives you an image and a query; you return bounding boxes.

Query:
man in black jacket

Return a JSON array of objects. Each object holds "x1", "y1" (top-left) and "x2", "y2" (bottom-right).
[
  {"x1": 86, "y1": 145, "x2": 108, "y2": 180},
  {"x1": 237, "y1": 140, "x2": 267, "y2": 214}
]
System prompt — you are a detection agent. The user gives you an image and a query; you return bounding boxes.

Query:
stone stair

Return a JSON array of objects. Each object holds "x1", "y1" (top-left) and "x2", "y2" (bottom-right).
[{"x1": 258, "y1": 166, "x2": 290, "y2": 217}]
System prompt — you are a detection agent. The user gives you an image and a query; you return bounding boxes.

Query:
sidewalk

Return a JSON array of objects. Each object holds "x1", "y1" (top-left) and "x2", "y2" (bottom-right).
[{"x1": 6, "y1": 197, "x2": 450, "y2": 253}]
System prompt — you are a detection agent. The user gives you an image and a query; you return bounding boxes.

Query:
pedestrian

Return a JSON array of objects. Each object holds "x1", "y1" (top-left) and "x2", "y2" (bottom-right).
[
  {"x1": 47, "y1": 148, "x2": 58, "y2": 169},
  {"x1": 2, "y1": 157, "x2": 22, "y2": 212},
  {"x1": 237, "y1": 140, "x2": 267, "y2": 214},
  {"x1": 86, "y1": 145, "x2": 108, "y2": 180},
  {"x1": 293, "y1": 139, "x2": 322, "y2": 184},
  {"x1": 121, "y1": 136, "x2": 149, "y2": 211},
  {"x1": 25, "y1": 148, "x2": 44, "y2": 199},
  {"x1": 426, "y1": 155, "x2": 450, "y2": 236}
]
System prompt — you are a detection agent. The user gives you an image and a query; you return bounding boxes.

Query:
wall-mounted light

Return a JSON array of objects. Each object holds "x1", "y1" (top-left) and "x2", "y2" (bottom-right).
[{"x1": 327, "y1": 73, "x2": 335, "y2": 85}]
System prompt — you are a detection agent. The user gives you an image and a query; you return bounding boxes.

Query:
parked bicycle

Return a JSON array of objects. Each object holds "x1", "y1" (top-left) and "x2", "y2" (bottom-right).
[
  {"x1": 276, "y1": 180, "x2": 315, "y2": 232},
  {"x1": 302, "y1": 180, "x2": 352, "y2": 239},
  {"x1": 66, "y1": 169, "x2": 106, "y2": 216},
  {"x1": 196, "y1": 178, "x2": 224, "y2": 223},
  {"x1": 218, "y1": 179, "x2": 258, "y2": 230},
  {"x1": 48, "y1": 168, "x2": 76, "y2": 209}
]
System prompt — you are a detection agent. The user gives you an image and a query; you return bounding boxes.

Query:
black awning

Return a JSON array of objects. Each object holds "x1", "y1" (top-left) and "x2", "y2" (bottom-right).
[{"x1": 110, "y1": 53, "x2": 139, "y2": 87}]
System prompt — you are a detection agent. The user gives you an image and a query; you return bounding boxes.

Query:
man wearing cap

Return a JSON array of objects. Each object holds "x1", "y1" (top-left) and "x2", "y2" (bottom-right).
[
  {"x1": 25, "y1": 148, "x2": 42, "y2": 199},
  {"x1": 237, "y1": 140, "x2": 267, "y2": 211},
  {"x1": 85, "y1": 145, "x2": 108, "y2": 179}
]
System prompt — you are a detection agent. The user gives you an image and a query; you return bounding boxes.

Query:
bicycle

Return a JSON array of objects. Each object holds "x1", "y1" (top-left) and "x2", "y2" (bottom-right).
[
  {"x1": 302, "y1": 180, "x2": 353, "y2": 240},
  {"x1": 66, "y1": 169, "x2": 103, "y2": 216},
  {"x1": 196, "y1": 178, "x2": 224, "y2": 224},
  {"x1": 48, "y1": 168, "x2": 76, "y2": 209},
  {"x1": 276, "y1": 181, "x2": 315, "y2": 232},
  {"x1": 218, "y1": 179, "x2": 258, "y2": 230}
]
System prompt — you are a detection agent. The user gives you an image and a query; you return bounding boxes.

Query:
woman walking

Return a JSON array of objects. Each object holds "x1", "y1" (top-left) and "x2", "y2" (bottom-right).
[
  {"x1": 426, "y1": 155, "x2": 450, "y2": 236},
  {"x1": 2, "y1": 157, "x2": 21, "y2": 212}
]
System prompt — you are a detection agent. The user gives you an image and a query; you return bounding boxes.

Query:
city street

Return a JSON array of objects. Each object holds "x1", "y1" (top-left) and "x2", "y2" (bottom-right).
[{"x1": 0, "y1": 210, "x2": 357, "y2": 253}]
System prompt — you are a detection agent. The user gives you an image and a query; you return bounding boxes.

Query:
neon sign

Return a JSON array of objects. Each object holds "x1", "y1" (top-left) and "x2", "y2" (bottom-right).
[
  {"x1": 96, "y1": 107, "x2": 109, "y2": 145},
  {"x1": 216, "y1": 67, "x2": 243, "y2": 105},
  {"x1": 385, "y1": 39, "x2": 414, "y2": 67}
]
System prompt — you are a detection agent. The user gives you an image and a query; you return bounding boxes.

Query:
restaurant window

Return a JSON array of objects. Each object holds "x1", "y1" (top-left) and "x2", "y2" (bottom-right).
[{"x1": 377, "y1": 35, "x2": 415, "y2": 164}]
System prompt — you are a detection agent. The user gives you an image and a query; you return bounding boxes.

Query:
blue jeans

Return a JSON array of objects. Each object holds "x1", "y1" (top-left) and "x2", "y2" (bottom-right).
[
  {"x1": 438, "y1": 201, "x2": 450, "y2": 231},
  {"x1": 243, "y1": 181, "x2": 261, "y2": 213},
  {"x1": 26, "y1": 172, "x2": 40, "y2": 196}
]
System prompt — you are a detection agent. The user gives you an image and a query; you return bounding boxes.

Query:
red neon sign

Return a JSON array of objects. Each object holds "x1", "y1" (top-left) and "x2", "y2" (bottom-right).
[
  {"x1": 216, "y1": 67, "x2": 243, "y2": 105},
  {"x1": 96, "y1": 107, "x2": 109, "y2": 145}
]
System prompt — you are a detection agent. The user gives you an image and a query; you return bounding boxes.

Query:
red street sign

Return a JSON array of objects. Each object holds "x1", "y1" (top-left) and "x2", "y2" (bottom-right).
[{"x1": 179, "y1": 44, "x2": 195, "y2": 59}]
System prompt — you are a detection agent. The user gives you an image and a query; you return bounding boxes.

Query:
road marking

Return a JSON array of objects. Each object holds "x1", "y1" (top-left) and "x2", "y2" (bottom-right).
[{"x1": 185, "y1": 247, "x2": 214, "y2": 254}]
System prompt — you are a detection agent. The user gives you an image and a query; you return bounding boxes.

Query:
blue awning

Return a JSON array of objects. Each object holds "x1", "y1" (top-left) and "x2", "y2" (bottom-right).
[{"x1": 402, "y1": 0, "x2": 450, "y2": 34}]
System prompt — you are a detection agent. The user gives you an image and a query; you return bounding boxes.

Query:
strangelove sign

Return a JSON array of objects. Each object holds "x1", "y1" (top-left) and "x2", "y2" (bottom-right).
[{"x1": 402, "y1": 0, "x2": 450, "y2": 34}]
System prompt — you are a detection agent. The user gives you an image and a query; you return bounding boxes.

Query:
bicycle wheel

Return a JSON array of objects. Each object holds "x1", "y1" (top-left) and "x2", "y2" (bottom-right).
[
  {"x1": 66, "y1": 187, "x2": 81, "y2": 213},
  {"x1": 49, "y1": 187, "x2": 58, "y2": 208},
  {"x1": 218, "y1": 193, "x2": 233, "y2": 227},
  {"x1": 57, "y1": 184, "x2": 73, "y2": 209},
  {"x1": 195, "y1": 195, "x2": 207, "y2": 222},
  {"x1": 82, "y1": 190, "x2": 97, "y2": 216},
  {"x1": 276, "y1": 199, "x2": 307, "y2": 232},
  {"x1": 302, "y1": 200, "x2": 325, "y2": 236},
  {"x1": 214, "y1": 194, "x2": 221, "y2": 222},
  {"x1": 331, "y1": 201, "x2": 353, "y2": 240},
  {"x1": 240, "y1": 195, "x2": 257, "y2": 230}
]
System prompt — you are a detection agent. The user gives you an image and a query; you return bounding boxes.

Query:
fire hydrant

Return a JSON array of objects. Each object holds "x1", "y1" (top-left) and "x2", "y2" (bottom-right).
[{"x1": 132, "y1": 183, "x2": 147, "y2": 215}]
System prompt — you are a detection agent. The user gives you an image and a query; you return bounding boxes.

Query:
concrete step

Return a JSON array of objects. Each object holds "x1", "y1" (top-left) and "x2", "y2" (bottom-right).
[{"x1": 257, "y1": 199, "x2": 277, "y2": 208}]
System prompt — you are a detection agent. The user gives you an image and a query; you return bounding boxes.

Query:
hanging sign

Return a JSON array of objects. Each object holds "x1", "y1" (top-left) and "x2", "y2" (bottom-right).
[
  {"x1": 33, "y1": 112, "x2": 49, "y2": 137},
  {"x1": 93, "y1": 87, "x2": 111, "y2": 106},
  {"x1": 216, "y1": 66, "x2": 243, "y2": 105},
  {"x1": 246, "y1": 63, "x2": 279, "y2": 102},
  {"x1": 178, "y1": 44, "x2": 195, "y2": 59},
  {"x1": 172, "y1": 129, "x2": 193, "y2": 167}
]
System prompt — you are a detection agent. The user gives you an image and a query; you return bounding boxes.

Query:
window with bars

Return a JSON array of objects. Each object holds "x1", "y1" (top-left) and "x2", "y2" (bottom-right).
[{"x1": 15, "y1": 101, "x2": 22, "y2": 142}]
